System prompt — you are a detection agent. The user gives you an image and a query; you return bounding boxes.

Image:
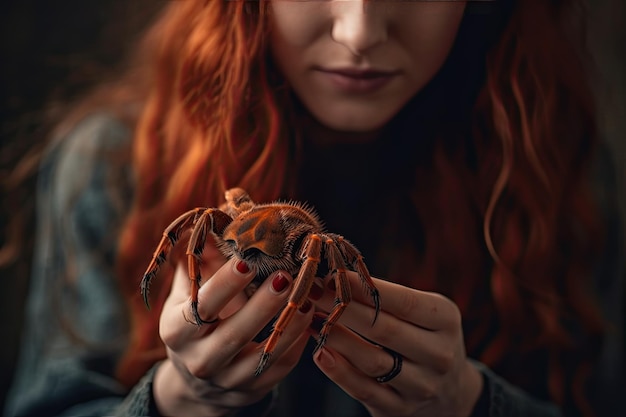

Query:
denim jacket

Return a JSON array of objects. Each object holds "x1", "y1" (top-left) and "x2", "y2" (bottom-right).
[{"x1": 5, "y1": 114, "x2": 623, "y2": 417}]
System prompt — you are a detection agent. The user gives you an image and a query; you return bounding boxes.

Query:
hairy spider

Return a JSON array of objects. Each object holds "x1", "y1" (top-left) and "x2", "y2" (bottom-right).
[{"x1": 141, "y1": 188, "x2": 380, "y2": 375}]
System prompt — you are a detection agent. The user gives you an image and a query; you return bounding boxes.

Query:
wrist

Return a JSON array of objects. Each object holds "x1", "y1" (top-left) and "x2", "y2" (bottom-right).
[
  {"x1": 153, "y1": 359, "x2": 234, "y2": 417},
  {"x1": 457, "y1": 360, "x2": 485, "y2": 417},
  {"x1": 153, "y1": 359, "x2": 276, "y2": 417}
]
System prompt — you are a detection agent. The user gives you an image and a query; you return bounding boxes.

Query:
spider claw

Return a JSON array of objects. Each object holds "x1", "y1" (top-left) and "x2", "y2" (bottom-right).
[
  {"x1": 166, "y1": 231, "x2": 178, "y2": 246},
  {"x1": 141, "y1": 190, "x2": 382, "y2": 377},
  {"x1": 140, "y1": 273, "x2": 153, "y2": 309},
  {"x1": 255, "y1": 352, "x2": 271, "y2": 376},
  {"x1": 371, "y1": 288, "x2": 381, "y2": 325},
  {"x1": 190, "y1": 301, "x2": 204, "y2": 326},
  {"x1": 313, "y1": 334, "x2": 328, "y2": 356}
]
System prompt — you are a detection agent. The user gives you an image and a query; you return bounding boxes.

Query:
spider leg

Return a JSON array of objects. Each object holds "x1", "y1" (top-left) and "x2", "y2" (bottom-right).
[
  {"x1": 255, "y1": 233, "x2": 322, "y2": 376},
  {"x1": 141, "y1": 208, "x2": 204, "y2": 308},
  {"x1": 333, "y1": 234, "x2": 380, "y2": 324},
  {"x1": 186, "y1": 208, "x2": 233, "y2": 326},
  {"x1": 313, "y1": 235, "x2": 352, "y2": 354}
]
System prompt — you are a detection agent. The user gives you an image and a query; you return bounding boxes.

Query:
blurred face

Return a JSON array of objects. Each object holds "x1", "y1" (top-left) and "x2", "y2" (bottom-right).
[{"x1": 268, "y1": 0, "x2": 466, "y2": 133}]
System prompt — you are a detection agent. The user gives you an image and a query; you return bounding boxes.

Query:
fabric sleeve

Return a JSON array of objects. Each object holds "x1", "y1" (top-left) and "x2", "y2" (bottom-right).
[
  {"x1": 4, "y1": 113, "x2": 138, "y2": 417},
  {"x1": 4, "y1": 113, "x2": 279, "y2": 417},
  {"x1": 469, "y1": 360, "x2": 561, "y2": 417}
]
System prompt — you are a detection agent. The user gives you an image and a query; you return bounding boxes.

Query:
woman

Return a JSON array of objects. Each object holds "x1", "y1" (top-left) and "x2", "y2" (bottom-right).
[{"x1": 5, "y1": 1, "x2": 623, "y2": 416}]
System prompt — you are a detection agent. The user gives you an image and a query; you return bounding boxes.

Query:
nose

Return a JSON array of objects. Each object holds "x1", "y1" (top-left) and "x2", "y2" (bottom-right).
[{"x1": 331, "y1": 0, "x2": 388, "y2": 56}]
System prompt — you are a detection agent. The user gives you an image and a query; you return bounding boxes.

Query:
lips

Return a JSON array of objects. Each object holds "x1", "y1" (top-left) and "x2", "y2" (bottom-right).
[
  {"x1": 322, "y1": 67, "x2": 397, "y2": 78},
  {"x1": 315, "y1": 66, "x2": 399, "y2": 94}
]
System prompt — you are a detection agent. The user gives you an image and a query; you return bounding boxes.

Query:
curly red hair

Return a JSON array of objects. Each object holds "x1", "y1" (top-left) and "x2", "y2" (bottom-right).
[{"x1": 114, "y1": 1, "x2": 605, "y2": 415}]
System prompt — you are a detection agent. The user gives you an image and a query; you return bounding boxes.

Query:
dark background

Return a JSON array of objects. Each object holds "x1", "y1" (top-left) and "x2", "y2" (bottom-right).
[
  {"x1": 0, "y1": 0, "x2": 624, "y2": 414},
  {"x1": 0, "y1": 0, "x2": 164, "y2": 412}
]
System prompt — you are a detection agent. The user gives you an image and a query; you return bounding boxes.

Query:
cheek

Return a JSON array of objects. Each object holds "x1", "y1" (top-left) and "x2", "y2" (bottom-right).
[
  {"x1": 269, "y1": 2, "x2": 327, "y2": 49},
  {"x1": 399, "y1": 5, "x2": 466, "y2": 71}
]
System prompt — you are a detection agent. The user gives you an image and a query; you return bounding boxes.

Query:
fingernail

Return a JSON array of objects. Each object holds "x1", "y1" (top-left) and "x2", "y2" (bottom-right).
[
  {"x1": 317, "y1": 347, "x2": 335, "y2": 367},
  {"x1": 309, "y1": 282, "x2": 324, "y2": 300},
  {"x1": 310, "y1": 313, "x2": 325, "y2": 333},
  {"x1": 298, "y1": 300, "x2": 312, "y2": 314},
  {"x1": 235, "y1": 260, "x2": 250, "y2": 274},
  {"x1": 271, "y1": 272, "x2": 289, "y2": 294}
]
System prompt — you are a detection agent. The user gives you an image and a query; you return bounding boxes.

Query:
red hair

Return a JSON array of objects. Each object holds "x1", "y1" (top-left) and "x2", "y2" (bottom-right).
[
  {"x1": 114, "y1": 1, "x2": 605, "y2": 414},
  {"x1": 480, "y1": 2, "x2": 603, "y2": 412},
  {"x1": 115, "y1": 0, "x2": 288, "y2": 385}
]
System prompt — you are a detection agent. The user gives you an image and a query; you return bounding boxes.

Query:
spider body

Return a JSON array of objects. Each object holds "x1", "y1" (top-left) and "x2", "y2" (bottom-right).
[
  {"x1": 141, "y1": 188, "x2": 380, "y2": 375},
  {"x1": 220, "y1": 202, "x2": 319, "y2": 282}
]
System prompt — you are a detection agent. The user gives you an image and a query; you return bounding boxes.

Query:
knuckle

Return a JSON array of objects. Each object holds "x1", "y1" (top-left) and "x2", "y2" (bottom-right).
[
  {"x1": 433, "y1": 348, "x2": 456, "y2": 373},
  {"x1": 397, "y1": 290, "x2": 421, "y2": 319},
  {"x1": 185, "y1": 357, "x2": 210, "y2": 379},
  {"x1": 414, "y1": 379, "x2": 439, "y2": 401},
  {"x1": 447, "y1": 302, "x2": 462, "y2": 328},
  {"x1": 221, "y1": 327, "x2": 248, "y2": 350},
  {"x1": 371, "y1": 318, "x2": 400, "y2": 346},
  {"x1": 433, "y1": 293, "x2": 462, "y2": 327},
  {"x1": 365, "y1": 350, "x2": 393, "y2": 377},
  {"x1": 159, "y1": 320, "x2": 183, "y2": 349},
  {"x1": 420, "y1": 385, "x2": 438, "y2": 402}
]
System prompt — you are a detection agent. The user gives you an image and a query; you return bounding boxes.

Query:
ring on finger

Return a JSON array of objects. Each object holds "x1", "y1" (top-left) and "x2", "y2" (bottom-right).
[{"x1": 376, "y1": 346, "x2": 403, "y2": 383}]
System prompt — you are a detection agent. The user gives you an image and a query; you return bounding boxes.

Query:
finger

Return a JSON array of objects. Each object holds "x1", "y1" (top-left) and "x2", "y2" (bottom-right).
[
  {"x1": 314, "y1": 297, "x2": 455, "y2": 370},
  {"x1": 195, "y1": 258, "x2": 258, "y2": 322},
  {"x1": 215, "y1": 311, "x2": 313, "y2": 391},
  {"x1": 181, "y1": 270, "x2": 298, "y2": 376},
  {"x1": 311, "y1": 278, "x2": 455, "y2": 370},
  {"x1": 314, "y1": 318, "x2": 441, "y2": 399},
  {"x1": 167, "y1": 258, "x2": 254, "y2": 324},
  {"x1": 166, "y1": 243, "x2": 229, "y2": 304},
  {"x1": 313, "y1": 346, "x2": 401, "y2": 413},
  {"x1": 320, "y1": 273, "x2": 461, "y2": 331},
  {"x1": 160, "y1": 260, "x2": 254, "y2": 347}
]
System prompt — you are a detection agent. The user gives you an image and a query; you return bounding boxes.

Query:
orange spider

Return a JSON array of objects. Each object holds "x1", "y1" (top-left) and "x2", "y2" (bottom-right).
[{"x1": 141, "y1": 188, "x2": 380, "y2": 375}]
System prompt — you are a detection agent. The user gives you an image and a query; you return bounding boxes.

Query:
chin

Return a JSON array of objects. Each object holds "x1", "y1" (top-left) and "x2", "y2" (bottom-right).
[{"x1": 312, "y1": 110, "x2": 393, "y2": 134}]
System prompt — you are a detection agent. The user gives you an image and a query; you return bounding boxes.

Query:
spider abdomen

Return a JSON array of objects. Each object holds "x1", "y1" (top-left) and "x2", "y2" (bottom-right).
[
  {"x1": 223, "y1": 207, "x2": 288, "y2": 258},
  {"x1": 219, "y1": 203, "x2": 321, "y2": 279}
]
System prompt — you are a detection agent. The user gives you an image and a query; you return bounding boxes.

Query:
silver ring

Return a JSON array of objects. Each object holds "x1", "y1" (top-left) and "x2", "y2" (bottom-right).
[{"x1": 376, "y1": 347, "x2": 403, "y2": 383}]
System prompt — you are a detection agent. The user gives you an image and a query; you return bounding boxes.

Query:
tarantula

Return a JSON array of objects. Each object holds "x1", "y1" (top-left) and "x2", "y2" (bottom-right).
[{"x1": 141, "y1": 188, "x2": 380, "y2": 375}]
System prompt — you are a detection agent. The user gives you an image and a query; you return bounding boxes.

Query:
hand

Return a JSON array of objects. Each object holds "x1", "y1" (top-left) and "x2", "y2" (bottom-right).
[
  {"x1": 153, "y1": 248, "x2": 314, "y2": 417},
  {"x1": 309, "y1": 273, "x2": 483, "y2": 417}
]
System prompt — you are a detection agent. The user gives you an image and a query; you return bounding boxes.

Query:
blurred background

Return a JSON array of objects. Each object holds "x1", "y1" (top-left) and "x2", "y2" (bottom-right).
[
  {"x1": 0, "y1": 0, "x2": 163, "y2": 411},
  {"x1": 0, "y1": 0, "x2": 624, "y2": 413}
]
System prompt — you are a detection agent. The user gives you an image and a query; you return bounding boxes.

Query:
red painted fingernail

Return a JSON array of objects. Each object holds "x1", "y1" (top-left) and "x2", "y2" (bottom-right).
[
  {"x1": 236, "y1": 260, "x2": 250, "y2": 274},
  {"x1": 271, "y1": 273, "x2": 289, "y2": 293},
  {"x1": 299, "y1": 300, "x2": 312, "y2": 314},
  {"x1": 310, "y1": 313, "x2": 326, "y2": 333},
  {"x1": 309, "y1": 282, "x2": 324, "y2": 300}
]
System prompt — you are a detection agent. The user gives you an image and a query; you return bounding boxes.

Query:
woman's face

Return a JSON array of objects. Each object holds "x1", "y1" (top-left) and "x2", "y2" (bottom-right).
[{"x1": 269, "y1": 0, "x2": 466, "y2": 133}]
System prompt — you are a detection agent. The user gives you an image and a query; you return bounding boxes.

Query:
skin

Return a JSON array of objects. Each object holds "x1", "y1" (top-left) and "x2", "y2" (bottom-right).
[
  {"x1": 309, "y1": 274, "x2": 483, "y2": 417},
  {"x1": 269, "y1": 0, "x2": 466, "y2": 133},
  {"x1": 154, "y1": 247, "x2": 314, "y2": 416},
  {"x1": 154, "y1": 1, "x2": 483, "y2": 416}
]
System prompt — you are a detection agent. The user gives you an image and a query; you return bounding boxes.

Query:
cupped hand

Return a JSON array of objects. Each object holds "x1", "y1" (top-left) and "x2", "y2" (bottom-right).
[
  {"x1": 309, "y1": 274, "x2": 483, "y2": 417},
  {"x1": 153, "y1": 250, "x2": 314, "y2": 417}
]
